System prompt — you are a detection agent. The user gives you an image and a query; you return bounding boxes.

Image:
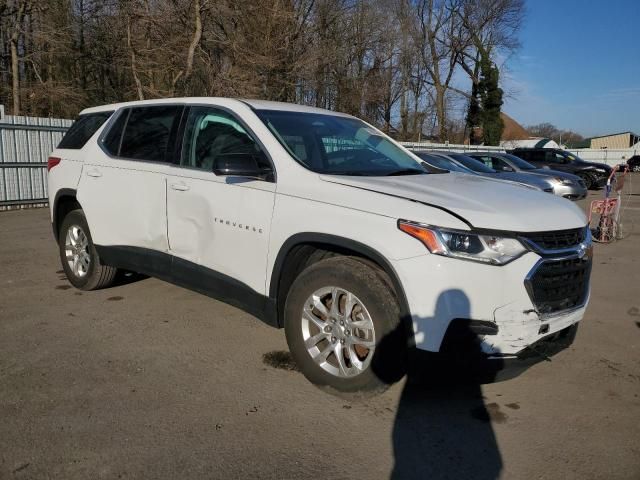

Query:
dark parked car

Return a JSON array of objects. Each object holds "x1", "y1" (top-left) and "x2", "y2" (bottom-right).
[
  {"x1": 626, "y1": 155, "x2": 640, "y2": 172},
  {"x1": 507, "y1": 148, "x2": 611, "y2": 189},
  {"x1": 467, "y1": 152, "x2": 587, "y2": 200}
]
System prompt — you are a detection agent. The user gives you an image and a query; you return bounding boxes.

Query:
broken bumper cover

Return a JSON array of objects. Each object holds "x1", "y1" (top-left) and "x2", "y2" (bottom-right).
[{"x1": 393, "y1": 248, "x2": 590, "y2": 356}]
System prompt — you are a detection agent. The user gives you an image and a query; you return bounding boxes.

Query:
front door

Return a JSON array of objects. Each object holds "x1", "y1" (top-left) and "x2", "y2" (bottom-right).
[{"x1": 166, "y1": 106, "x2": 276, "y2": 297}]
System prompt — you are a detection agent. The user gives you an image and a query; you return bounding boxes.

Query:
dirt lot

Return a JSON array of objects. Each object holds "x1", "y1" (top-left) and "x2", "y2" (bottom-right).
[{"x1": 1, "y1": 189, "x2": 639, "y2": 480}]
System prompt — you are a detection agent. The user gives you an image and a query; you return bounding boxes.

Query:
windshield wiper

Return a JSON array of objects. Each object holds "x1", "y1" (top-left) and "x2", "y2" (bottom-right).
[{"x1": 384, "y1": 168, "x2": 426, "y2": 176}]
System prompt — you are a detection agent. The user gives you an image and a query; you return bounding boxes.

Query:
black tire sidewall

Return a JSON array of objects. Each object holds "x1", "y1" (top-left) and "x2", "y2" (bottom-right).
[
  {"x1": 578, "y1": 172, "x2": 593, "y2": 189},
  {"x1": 284, "y1": 257, "x2": 405, "y2": 392},
  {"x1": 58, "y1": 210, "x2": 100, "y2": 289}
]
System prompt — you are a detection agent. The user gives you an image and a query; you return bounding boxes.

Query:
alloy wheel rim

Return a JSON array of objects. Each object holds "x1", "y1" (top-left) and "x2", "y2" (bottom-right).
[
  {"x1": 301, "y1": 286, "x2": 376, "y2": 378},
  {"x1": 65, "y1": 225, "x2": 90, "y2": 278}
]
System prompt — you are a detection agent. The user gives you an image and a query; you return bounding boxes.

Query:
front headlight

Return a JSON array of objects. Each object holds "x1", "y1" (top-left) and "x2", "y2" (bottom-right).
[
  {"x1": 398, "y1": 221, "x2": 527, "y2": 265},
  {"x1": 551, "y1": 176, "x2": 574, "y2": 185}
]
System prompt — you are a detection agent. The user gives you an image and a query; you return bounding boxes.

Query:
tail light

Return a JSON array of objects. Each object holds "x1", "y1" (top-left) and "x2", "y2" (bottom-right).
[{"x1": 47, "y1": 156, "x2": 61, "y2": 171}]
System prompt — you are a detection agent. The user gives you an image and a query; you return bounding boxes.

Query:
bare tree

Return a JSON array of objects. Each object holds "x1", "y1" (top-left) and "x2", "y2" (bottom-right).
[{"x1": 0, "y1": 0, "x2": 525, "y2": 141}]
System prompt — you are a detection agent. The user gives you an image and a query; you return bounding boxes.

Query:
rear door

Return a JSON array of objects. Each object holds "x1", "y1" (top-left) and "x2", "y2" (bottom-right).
[
  {"x1": 77, "y1": 105, "x2": 183, "y2": 258},
  {"x1": 166, "y1": 105, "x2": 276, "y2": 296}
]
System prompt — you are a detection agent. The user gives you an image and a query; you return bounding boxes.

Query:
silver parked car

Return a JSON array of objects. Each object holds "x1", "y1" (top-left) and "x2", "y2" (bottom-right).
[
  {"x1": 467, "y1": 152, "x2": 587, "y2": 200},
  {"x1": 413, "y1": 151, "x2": 555, "y2": 193}
]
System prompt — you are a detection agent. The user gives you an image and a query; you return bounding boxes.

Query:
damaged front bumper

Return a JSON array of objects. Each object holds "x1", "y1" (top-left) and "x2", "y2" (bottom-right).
[{"x1": 394, "y1": 239, "x2": 591, "y2": 360}]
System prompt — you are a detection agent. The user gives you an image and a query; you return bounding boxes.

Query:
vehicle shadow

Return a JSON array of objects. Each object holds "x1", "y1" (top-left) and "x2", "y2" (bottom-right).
[
  {"x1": 375, "y1": 289, "x2": 504, "y2": 480},
  {"x1": 111, "y1": 270, "x2": 149, "y2": 287}
]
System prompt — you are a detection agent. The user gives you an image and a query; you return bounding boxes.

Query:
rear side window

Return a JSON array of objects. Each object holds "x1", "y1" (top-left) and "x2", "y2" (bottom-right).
[
  {"x1": 118, "y1": 105, "x2": 182, "y2": 162},
  {"x1": 102, "y1": 109, "x2": 129, "y2": 155},
  {"x1": 58, "y1": 111, "x2": 113, "y2": 149}
]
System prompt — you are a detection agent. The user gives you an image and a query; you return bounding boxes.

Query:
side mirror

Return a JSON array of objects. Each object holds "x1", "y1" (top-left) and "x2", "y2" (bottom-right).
[
  {"x1": 502, "y1": 166, "x2": 515, "y2": 172},
  {"x1": 212, "y1": 152, "x2": 267, "y2": 178}
]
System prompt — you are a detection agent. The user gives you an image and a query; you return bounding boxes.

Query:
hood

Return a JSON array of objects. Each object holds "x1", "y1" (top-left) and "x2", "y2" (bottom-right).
[
  {"x1": 581, "y1": 160, "x2": 612, "y2": 172},
  {"x1": 482, "y1": 171, "x2": 552, "y2": 190},
  {"x1": 319, "y1": 173, "x2": 586, "y2": 232},
  {"x1": 531, "y1": 169, "x2": 582, "y2": 182}
]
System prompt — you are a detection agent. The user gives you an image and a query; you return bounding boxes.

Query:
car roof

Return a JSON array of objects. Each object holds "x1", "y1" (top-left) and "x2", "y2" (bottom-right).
[
  {"x1": 79, "y1": 97, "x2": 352, "y2": 118},
  {"x1": 241, "y1": 99, "x2": 352, "y2": 117}
]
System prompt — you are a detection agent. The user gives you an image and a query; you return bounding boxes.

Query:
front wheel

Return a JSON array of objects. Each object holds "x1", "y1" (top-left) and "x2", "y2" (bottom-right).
[
  {"x1": 284, "y1": 256, "x2": 406, "y2": 393},
  {"x1": 578, "y1": 172, "x2": 594, "y2": 189},
  {"x1": 58, "y1": 209, "x2": 117, "y2": 290}
]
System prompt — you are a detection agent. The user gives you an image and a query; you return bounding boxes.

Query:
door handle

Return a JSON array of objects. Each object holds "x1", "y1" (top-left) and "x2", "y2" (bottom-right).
[
  {"x1": 170, "y1": 182, "x2": 190, "y2": 191},
  {"x1": 86, "y1": 169, "x2": 102, "y2": 178}
]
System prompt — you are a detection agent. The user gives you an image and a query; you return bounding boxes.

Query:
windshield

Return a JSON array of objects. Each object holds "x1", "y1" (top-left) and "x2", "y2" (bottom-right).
[
  {"x1": 256, "y1": 110, "x2": 426, "y2": 176},
  {"x1": 414, "y1": 152, "x2": 469, "y2": 173},
  {"x1": 449, "y1": 153, "x2": 496, "y2": 173},
  {"x1": 501, "y1": 153, "x2": 537, "y2": 170}
]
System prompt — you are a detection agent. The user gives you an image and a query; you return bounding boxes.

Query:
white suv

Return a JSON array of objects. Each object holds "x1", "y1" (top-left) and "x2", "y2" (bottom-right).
[{"x1": 48, "y1": 98, "x2": 592, "y2": 392}]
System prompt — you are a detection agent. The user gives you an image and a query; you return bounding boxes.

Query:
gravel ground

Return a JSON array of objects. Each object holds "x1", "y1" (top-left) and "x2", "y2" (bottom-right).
[{"x1": 0, "y1": 188, "x2": 639, "y2": 479}]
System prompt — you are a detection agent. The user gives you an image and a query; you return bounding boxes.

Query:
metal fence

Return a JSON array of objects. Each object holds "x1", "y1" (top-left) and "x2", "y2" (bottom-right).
[
  {"x1": 0, "y1": 105, "x2": 72, "y2": 209},
  {"x1": 401, "y1": 141, "x2": 505, "y2": 153}
]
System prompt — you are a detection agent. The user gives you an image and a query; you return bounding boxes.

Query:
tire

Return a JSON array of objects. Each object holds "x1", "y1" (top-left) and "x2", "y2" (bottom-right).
[
  {"x1": 632, "y1": 163, "x2": 640, "y2": 173},
  {"x1": 284, "y1": 256, "x2": 407, "y2": 393},
  {"x1": 58, "y1": 209, "x2": 117, "y2": 290},
  {"x1": 577, "y1": 172, "x2": 593, "y2": 190}
]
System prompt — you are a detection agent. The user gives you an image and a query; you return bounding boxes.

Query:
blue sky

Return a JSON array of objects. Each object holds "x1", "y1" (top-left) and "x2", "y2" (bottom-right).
[{"x1": 502, "y1": 0, "x2": 640, "y2": 137}]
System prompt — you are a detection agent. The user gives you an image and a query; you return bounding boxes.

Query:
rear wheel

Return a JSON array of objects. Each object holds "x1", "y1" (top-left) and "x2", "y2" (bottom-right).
[
  {"x1": 284, "y1": 256, "x2": 406, "y2": 393},
  {"x1": 58, "y1": 209, "x2": 117, "y2": 290}
]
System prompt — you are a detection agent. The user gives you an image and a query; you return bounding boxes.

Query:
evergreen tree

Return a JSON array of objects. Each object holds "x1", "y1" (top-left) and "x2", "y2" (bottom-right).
[
  {"x1": 465, "y1": 79, "x2": 482, "y2": 145},
  {"x1": 479, "y1": 55, "x2": 504, "y2": 146}
]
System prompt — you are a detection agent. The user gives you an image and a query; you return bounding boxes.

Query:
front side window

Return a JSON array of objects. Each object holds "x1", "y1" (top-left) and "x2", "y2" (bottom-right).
[
  {"x1": 257, "y1": 110, "x2": 426, "y2": 176},
  {"x1": 450, "y1": 154, "x2": 496, "y2": 173},
  {"x1": 471, "y1": 155, "x2": 493, "y2": 168},
  {"x1": 545, "y1": 151, "x2": 567, "y2": 164},
  {"x1": 502, "y1": 153, "x2": 536, "y2": 170},
  {"x1": 58, "y1": 111, "x2": 113, "y2": 149},
  {"x1": 181, "y1": 106, "x2": 270, "y2": 173},
  {"x1": 119, "y1": 105, "x2": 182, "y2": 162},
  {"x1": 489, "y1": 156, "x2": 511, "y2": 171}
]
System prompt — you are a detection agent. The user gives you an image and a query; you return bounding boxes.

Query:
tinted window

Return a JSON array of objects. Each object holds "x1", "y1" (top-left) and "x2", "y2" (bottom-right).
[
  {"x1": 414, "y1": 152, "x2": 453, "y2": 170},
  {"x1": 181, "y1": 106, "x2": 271, "y2": 172},
  {"x1": 531, "y1": 150, "x2": 547, "y2": 162},
  {"x1": 120, "y1": 106, "x2": 182, "y2": 162},
  {"x1": 450, "y1": 154, "x2": 496, "y2": 173},
  {"x1": 544, "y1": 151, "x2": 566, "y2": 164},
  {"x1": 102, "y1": 109, "x2": 129, "y2": 155},
  {"x1": 58, "y1": 112, "x2": 113, "y2": 149},
  {"x1": 470, "y1": 155, "x2": 493, "y2": 168},
  {"x1": 512, "y1": 150, "x2": 528, "y2": 161},
  {"x1": 488, "y1": 156, "x2": 511, "y2": 171},
  {"x1": 501, "y1": 153, "x2": 536, "y2": 170}
]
